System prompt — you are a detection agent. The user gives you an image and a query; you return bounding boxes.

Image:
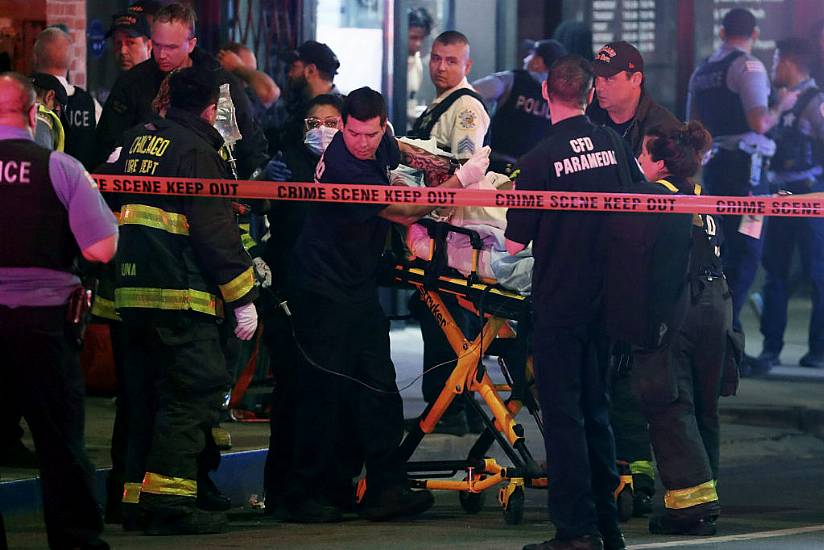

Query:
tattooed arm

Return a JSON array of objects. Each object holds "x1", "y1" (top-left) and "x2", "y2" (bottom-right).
[{"x1": 397, "y1": 140, "x2": 458, "y2": 187}]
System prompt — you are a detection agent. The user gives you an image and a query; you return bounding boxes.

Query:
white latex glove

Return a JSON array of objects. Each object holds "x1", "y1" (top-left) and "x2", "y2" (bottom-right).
[
  {"x1": 233, "y1": 302, "x2": 258, "y2": 341},
  {"x1": 455, "y1": 146, "x2": 491, "y2": 187}
]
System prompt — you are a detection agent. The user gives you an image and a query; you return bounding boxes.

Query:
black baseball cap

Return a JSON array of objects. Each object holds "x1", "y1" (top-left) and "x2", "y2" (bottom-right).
[
  {"x1": 289, "y1": 40, "x2": 340, "y2": 77},
  {"x1": 30, "y1": 72, "x2": 68, "y2": 107},
  {"x1": 531, "y1": 39, "x2": 567, "y2": 67},
  {"x1": 592, "y1": 41, "x2": 644, "y2": 77},
  {"x1": 106, "y1": 12, "x2": 151, "y2": 39}
]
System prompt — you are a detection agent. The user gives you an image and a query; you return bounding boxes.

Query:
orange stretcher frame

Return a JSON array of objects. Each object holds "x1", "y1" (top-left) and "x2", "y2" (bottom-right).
[{"x1": 373, "y1": 220, "x2": 633, "y2": 524}]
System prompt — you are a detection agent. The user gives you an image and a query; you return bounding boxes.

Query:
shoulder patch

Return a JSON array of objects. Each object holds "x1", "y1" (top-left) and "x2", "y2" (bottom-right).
[
  {"x1": 458, "y1": 109, "x2": 478, "y2": 129},
  {"x1": 744, "y1": 60, "x2": 766, "y2": 73},
  {"x1": 456, "y1": 136, "x2": 476, "y2": 154}
]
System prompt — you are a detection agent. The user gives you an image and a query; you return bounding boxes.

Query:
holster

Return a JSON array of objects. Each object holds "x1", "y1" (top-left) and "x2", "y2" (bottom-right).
[{"x1": 66, "y1": 283, "x2": 94, "y2": 348}]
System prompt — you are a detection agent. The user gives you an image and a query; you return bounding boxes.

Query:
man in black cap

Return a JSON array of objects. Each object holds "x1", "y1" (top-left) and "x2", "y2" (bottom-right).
[
  {"x1": 588, "y1": 41, "x2": 679, "y2": 155},
  {"x1": 107, "y1": 11, "x2": 152, "y2": 72},
  {"x1": 585, "y1": 39, "x2": 681, "y2": 518},
  {"x1": 267, "y1": 40, "x2": 342, "y2": 153},
  {"x1": 473, "y1": 38, "x2": 567, "y2": 174}
]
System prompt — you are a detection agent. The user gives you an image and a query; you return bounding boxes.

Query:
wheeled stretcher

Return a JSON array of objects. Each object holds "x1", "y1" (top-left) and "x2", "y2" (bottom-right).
[{"x1": 378, "y1": 219, "x2": 634, "y2": 524}]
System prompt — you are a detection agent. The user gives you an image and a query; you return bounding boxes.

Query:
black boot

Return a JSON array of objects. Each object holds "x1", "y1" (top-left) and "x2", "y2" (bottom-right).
[
  {"x1": 523, "y1": 534, "x2": 604, "y2": 550},
  {"x1": 359, "y1": 484, "x2": 434, "y2": 521},
  {"x1": 649, "y1": 514, "x2": 717, "y2": 536}
]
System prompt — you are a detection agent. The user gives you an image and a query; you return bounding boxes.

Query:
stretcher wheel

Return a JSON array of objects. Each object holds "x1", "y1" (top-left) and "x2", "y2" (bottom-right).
[
  {"x1": 502, "y1": 486, "x2": 525, "y2": 525},
  {"x1": 459, "y1": 490, "x2": 486, "y2": 514},
  {"x1": 617, "y1": 485, "x2": 633, "y2": 522}
]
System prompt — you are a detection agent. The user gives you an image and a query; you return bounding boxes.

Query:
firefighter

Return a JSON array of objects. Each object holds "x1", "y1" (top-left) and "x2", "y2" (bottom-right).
[{"x1": 107, "y1": 66, "x2": 258, "y2": 535}]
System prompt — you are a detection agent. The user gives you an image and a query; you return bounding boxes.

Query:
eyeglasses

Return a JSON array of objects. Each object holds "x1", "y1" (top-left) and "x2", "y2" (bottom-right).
[{"x1": 304, "y1": 116, "x2": 339, "y2": 130}]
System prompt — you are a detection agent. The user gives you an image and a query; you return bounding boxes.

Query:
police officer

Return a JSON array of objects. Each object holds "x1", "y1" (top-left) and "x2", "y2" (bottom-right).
[
  {"x1": 33, "y1": 27, "x2": 102, "y2": 170},
  {"x1": 409, "y1": 30, "x2": 489, "y2": 158},
  {"x1": 106, "y1": 67, "x2": 258, "y2": 535},
  {"x1": 97, "y1": 2, "x2": 267, "y2": 179},
  {"x1": 473, "y1": 39, "x2": 567, "y2": 174},
  {"x1": 635, "y1": 122, "x2": 731, "y2": 535},
  {"x1": 506, "y1": 54, "x2": 638, "y2": 550},
  {"x1": 589, "y1": 40, "x2": 682, "y2": 515},
  {"x1": 284, "y1": 87, "x2": 489, "y2": 523},
  {"x1": 408, "y1": 30, "x2": 490, "y2": 435},
  {"x1": 687, "y1": 8, "x2": 797, "y2": 375},
  {"x1": 758, "y1": 38, "x2": 824, "y2": 370},
  {"x1": 0, "y1": 71, "x2": 118, "y2": 549},
  {"x1": 30, "y1": 72, "x2": 66, "y2": 152}
]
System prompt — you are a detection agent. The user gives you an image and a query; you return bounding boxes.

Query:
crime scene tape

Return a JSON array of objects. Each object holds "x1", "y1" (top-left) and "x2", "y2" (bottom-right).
[{"x1": 92, "y1": 174, "x2": 824, "y2": 218}]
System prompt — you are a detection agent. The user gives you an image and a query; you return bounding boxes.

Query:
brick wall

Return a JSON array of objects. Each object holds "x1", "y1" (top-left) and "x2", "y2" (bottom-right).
[{"x1": 46, "y1": 0, "x2": 86, "y2": 88}]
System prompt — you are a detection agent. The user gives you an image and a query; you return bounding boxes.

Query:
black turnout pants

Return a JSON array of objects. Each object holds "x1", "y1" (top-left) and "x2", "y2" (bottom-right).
[
  {"x1": 532, "y1": 320, "x2": 620, "y2": 540},
  {"x1": 285, "y1": 290, "x2": 404, "y2": 504},
  {"x1": 0, "y1": 305, "x2": 103, "y2": 548},
  {"x1": 634, "y1": 278, "x2": 730, "y2": 520},
  {"x1": 121, "y1": 316, "x2": 229, "y2": 505}
]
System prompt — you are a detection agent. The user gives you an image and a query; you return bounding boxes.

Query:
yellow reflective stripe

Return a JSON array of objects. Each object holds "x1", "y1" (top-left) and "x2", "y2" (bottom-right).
[
  {"x1": 122, "y1": 482, "x2": 142, "y2": 504},
  {"x1": 664, "y1": 480, "x2": 718, "y2": 510},
  {"x1": 241, "y1": 232, "x2": 257, "y2": 251},
  {"x1": 91, "y1": 296, "x2": 121, "y2": 321},
  {"x1": 115, "y1": 287, "x2": 218, "y2": 316},
  {"x1": 37, "y1": 104, "x2": 64, "y2": 151},
  {"x1": 656, "y1": 178, "x2": 679, "y2": 193},
  {"x1": 694, "y1": 184, "x2": 702, "y2": 196},
  {"x1": 630, "y1": 460, "x2": 655, "y2": 480},
  {"x1": 120, "y1": 204, "x2": 190, "y2": 236},
  {"x1": 219, "y1": 266, "x2": 255, "y2": 303},
  {"x1": 141, "y1": 472, "x2": 197, "y2": 497}
]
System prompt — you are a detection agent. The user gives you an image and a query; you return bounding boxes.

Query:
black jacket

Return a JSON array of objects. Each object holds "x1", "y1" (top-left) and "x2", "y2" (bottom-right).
[
  {"x1": 96, "y1": 47, "x2": 268, "y2": 178},
  {"x1": 108, "y1": 108, "x2": 257, "y2": 321},
  {"x1": 587, "y1": 91, "x2": 681, "y2": 155}
]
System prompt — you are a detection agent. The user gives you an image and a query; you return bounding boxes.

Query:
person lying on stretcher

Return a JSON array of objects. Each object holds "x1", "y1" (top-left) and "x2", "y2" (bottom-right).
[{"x1": 394, "y1": 137, "x2": 534, "y2": 294}]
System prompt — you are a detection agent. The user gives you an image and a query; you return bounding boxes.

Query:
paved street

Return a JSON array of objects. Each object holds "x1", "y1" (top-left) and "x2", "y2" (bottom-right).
[{"x1": 4, "y1": 297, "x2": 824, "y2": 549}]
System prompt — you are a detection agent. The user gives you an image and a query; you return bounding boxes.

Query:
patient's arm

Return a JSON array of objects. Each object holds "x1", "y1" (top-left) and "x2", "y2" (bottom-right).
[
  {"x1": 380, "y1": 175, "x2": 463, "y2": 226},
  {"x1": 397, "y1": 140, "x2": 456, "y2": 187}
]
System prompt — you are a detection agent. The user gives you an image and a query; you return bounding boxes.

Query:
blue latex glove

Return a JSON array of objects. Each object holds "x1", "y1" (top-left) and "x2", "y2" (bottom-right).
[{"x1": 264, "y1": 158, "x2": 293, "y2": 182}]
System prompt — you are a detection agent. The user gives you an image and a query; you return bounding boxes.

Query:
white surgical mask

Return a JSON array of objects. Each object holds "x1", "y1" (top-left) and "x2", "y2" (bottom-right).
[{"x1": 304, "y1": 126, "x2": 338, "y2": 156}]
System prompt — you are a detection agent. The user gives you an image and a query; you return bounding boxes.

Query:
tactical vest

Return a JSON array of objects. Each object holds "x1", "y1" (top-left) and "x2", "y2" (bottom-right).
[
  {"x1": 489, "y1": 70, "x2": 551, "y2": 159},
  {"x1": 114, "y1": 122, "x2": 244, "y2": 320},
  {"x1": 769, "y1": 86, "x2": 822, "y2": 175},
  {"x1": 691, "y1": 50, "x2": 750, "y2": 137},
  {"x1": 64, "y1": 87, "x2": 98, "y2": 170},
  {"x1": 408, "y1": 88, "x2": 488, "y2": 149},
  {"x1": 0, "y1": 139, "x2": 77, "y2": 270}
]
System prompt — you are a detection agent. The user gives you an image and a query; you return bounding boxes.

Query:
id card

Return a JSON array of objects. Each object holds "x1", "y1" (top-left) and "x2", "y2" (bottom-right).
[{"x1": 738, "y1": 214, "x2": 764, "y2": 239}]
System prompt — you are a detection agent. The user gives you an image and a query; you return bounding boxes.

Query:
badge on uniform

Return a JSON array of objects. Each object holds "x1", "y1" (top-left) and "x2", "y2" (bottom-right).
[{"x1": 458, "y1": 109, "x2": 477, "y2": 129}]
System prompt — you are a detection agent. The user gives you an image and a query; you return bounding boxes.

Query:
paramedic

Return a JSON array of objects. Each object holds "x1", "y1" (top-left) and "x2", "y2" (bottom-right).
[
  {"x1": 506, "y1": 54, "x2": 640, "y2": 550},
  {"x1": 284, "y1": 87, "x2": 490, "y2": 523}
]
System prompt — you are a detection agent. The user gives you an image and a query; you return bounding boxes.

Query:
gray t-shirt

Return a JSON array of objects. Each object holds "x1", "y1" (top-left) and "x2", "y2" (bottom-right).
[{"x1": 0, "y1": 126, "x2": 118, "y2": 307}]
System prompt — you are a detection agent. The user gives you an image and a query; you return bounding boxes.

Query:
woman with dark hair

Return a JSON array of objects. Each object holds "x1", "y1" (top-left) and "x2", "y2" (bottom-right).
[{"x1": 635, "y1": 121, "x2": 739, "y2": 537}]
